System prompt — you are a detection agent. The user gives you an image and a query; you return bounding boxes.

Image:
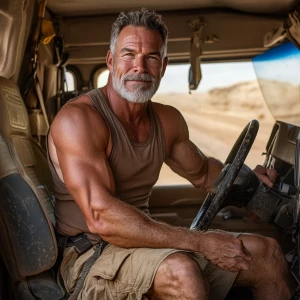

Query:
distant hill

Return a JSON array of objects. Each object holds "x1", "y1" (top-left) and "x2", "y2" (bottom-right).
[
  {"x1": 153, "y1": 79, "x2": 300, "y2": 124},
  {"x1": 153, "y1": 80, "x2": 273, "y2": 121}
]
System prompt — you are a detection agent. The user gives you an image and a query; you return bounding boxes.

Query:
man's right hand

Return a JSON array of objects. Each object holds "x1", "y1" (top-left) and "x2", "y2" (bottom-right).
[{"x1": 200, "y1": 230, "x2": 253, "y2": 272}]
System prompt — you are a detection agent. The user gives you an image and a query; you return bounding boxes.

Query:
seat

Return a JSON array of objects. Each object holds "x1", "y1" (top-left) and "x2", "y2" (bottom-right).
[{"x1": 0, "y1": 76, "x2": 65, "y2": 299}]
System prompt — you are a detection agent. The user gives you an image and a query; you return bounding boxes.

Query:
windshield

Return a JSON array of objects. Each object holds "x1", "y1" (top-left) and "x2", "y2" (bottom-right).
[
  {"x1": 152, "y1": 62, "x2": 274, "y2": 185},
  {"x1": 95, "y1": 62, "x2": 275, "y2": 186},
  {"x1": 252, "y1": 41, "x2": 300, "y2": 126}
]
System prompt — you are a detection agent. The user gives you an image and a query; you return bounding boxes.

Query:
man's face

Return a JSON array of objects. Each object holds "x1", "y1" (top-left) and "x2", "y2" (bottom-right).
[{"x1": 107, "y1": 26, "x2": 168, "y2": 103}]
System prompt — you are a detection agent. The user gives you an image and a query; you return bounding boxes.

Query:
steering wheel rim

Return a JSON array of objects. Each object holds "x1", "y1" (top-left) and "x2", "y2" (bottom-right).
[{"x1": 190, "y1": 119, "x2": 259, "y2": 231}]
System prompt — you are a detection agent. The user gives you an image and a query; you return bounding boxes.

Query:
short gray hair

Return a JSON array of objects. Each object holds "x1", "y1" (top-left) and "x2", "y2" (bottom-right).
[{"x1": 110, "y1": 8, "x2": 168, "y2": 57}]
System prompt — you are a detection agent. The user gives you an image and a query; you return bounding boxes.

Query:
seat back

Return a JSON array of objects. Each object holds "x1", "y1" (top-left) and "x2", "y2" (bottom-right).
[{"x1": 0, "y1": 76, "x2": 64, "y2": 299}]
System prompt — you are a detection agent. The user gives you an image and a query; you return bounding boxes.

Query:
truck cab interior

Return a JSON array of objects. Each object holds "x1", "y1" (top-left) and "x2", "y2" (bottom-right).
[{"x1": 1, "y1": 0, "x2": 300, "y2": 299}]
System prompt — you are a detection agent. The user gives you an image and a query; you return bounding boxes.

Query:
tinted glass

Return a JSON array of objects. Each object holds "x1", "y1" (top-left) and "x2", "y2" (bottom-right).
[{"x1": 253, "y1": 41, "x2": 300, "y2": 125}]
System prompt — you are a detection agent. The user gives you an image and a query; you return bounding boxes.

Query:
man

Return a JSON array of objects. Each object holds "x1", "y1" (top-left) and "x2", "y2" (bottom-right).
[{"x1": 48, "y1": 8, "x2": 292, "y2": 300}]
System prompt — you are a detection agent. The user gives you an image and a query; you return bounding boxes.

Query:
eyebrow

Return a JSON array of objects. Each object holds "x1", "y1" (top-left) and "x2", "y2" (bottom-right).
[
  {"x1": 148, "y1": 51, "x2": 162, "y2": 57},
  {"x1": 120, "y1": 48, "x2": 162, "y2": 57},
  {"x1": 120, "y1": 47, "x2": 135, "y2": 53}
]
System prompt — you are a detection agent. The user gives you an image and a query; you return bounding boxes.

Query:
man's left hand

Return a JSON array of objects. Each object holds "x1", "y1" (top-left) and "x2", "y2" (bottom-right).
[{"x1": 253, "y1": 165, "x2": 277, "y2": 187}]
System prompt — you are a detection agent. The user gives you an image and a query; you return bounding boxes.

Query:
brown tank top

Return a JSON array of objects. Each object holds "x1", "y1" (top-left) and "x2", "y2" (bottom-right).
[{"x1": 47, "y1": 89, "x2": 166, "y2": 236}]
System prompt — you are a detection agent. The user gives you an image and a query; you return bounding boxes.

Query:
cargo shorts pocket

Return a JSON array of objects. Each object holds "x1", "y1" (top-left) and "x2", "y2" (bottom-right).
[
  {"x1": 88, "y1": 245, "x2": 132, "y2": 280},
  {"x1": 79, "y1": 246, "x2": 133, "y2": 300}
]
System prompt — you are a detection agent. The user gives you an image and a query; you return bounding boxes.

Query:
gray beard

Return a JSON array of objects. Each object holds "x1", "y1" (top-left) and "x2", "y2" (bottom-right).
[{"x1": 112, "y1": 69, "x2": 160, "y2": 103}]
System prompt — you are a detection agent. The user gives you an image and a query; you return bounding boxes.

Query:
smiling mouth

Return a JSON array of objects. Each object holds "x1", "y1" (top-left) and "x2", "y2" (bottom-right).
[
  {"x1": 127, "y1": 80, "x2": 151, "y2": 82},
  {"x1": 126, "y1": 80, "x2": 152, "y2": 86}
]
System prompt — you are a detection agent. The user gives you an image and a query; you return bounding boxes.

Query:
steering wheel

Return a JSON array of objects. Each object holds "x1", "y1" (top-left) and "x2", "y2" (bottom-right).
[{"x1": 190, "y1": 119, "x2": 259, "y2": 231}]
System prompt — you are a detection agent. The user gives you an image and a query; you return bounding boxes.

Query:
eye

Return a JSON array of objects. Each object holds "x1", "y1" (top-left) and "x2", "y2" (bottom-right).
[
  {"x1": 123, "y1": 53, "x2": 134, "y2": 57},
  {"x1": 148, "y1": 55, "x2": 159, "y2": 60}
]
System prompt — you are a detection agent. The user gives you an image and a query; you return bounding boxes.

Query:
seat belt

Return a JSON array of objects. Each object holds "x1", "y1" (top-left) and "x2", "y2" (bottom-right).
[
  {"x1": 27, "y1": 0, "x2": 56, "y2": 129},
  {"x1": 68, "y1": 241, "x2": 108, "y2": 300},
  {"x1": 34, "y1": 66, "x2": 50, "y2": 128},
  {"x1": 55, "y1": 233, "x2": 108, "y2": 299}
]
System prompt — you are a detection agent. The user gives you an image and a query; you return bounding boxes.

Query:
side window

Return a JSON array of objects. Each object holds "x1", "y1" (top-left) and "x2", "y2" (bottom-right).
[
  {"x1": 64, "y1": 70, "x2": 76, "y2": 91},
  {"x1": 96, "y1": 69, "x2": 109, "y2": 88}
]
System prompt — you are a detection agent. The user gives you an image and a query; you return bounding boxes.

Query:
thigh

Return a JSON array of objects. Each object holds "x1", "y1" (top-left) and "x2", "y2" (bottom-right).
[
  {"x1": 79, "y1": 245, "x2": 182, "y2": 300},
  {"x1": 187, "y1": 231, "x2": 240, "y2": 300},
  {"x1": 190, "y1": 252, "x2": 239, "y2": 300}
]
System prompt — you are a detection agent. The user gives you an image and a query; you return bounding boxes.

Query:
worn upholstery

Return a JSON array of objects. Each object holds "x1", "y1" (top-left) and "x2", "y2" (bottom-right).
[
  {"x1": 0, "y1": 76, "x2": 64, "y2": 299},
  {"x1": 0, "y1": 0, "x2": 27, "y2": 78}
]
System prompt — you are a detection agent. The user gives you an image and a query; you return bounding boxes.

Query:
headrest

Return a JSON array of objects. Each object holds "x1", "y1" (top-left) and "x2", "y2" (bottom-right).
[
  {"x1": 0, "y1": 0, "x2": 27, "y2": 78},
  {"x1": 0, "y1": 76, "x2": 31, "y2": 137}
]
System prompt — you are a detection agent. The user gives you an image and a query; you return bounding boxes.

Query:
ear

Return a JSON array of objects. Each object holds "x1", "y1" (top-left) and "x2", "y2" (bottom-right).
[
  {"x1": 161, "y1": 56, "x2": 169, "y2": 77},
  {"x1": 106, "y1": 50, "x2": 113, "y2": 72}
]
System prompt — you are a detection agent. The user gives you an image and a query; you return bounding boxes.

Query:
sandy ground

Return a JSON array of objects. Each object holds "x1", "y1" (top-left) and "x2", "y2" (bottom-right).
[{"x1": 152, "y1": 80, "x2": 275, "y2": 185}]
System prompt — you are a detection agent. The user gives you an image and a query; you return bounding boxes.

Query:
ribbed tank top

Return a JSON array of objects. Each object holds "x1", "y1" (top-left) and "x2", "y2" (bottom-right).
[{"x1": 47, "y1": 89, "x2": 166, "y2": 236}]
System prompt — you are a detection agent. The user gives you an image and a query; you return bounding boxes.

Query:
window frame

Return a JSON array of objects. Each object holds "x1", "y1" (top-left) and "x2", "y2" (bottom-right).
[
  {"x1": 65, "y1": 66, "x2": 81, "y2": 92},
  {"x1": 93, "y1": 67, "x2": 109, "y2": 89}
]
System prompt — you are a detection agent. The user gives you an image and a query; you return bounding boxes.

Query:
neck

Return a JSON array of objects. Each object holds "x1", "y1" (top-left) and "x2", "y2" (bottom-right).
[
  {"x1": 101, "y1": 84, "x2": 151, "y2": 143},
  {"x1": 102, "y1": 83, "x2": 149, "y2": 126}
]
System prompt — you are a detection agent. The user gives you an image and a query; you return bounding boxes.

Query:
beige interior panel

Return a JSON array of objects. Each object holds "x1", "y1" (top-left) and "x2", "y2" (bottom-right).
[
  {"x1": 64, "y1": 10, "x2": 282, "y2": 66},
  {"x1": 149, "y1": 185, "x2": 208, "y2": 226},
  {"x1": 0, "y1": 0, "x2": 33, "y2": 79},
  {"x1": 47, "y1": 0, "x2": 298, "y2": 16}
]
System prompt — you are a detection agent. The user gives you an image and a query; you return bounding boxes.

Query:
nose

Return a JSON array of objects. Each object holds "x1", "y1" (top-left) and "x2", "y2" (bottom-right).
[{"x1": 133, "y1": 55, "x2": 147, "y2": 73}]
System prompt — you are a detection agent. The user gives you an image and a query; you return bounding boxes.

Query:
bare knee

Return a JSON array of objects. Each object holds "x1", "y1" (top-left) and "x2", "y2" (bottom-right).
[
  {"x1": 158, "y1": 253, "x2": 202, "y2": 281},
  {"x1": 240, "y1": 234, "x2": 288, "y2": 277},
  {"x1": 244, "y1": 235, "x2": 284, "y2": 265},
  {"x1": 147, "y1": 252, "x2": 209, "y2": 300},
  {"x1": 236, "y1": 234, "x2": 294, "y2": 298},
  {"x1": 263, "y1": 237, "x2": 284, "y2": 262}
]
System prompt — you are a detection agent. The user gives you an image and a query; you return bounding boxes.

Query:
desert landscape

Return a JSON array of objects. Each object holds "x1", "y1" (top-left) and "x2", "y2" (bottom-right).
[{"x1": 152, "y1": 80, "x2": 276, "y2": 185}]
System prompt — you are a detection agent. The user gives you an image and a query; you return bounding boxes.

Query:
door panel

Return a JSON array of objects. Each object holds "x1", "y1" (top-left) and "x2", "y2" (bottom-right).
[{"x1": 149, "y1": 185, "x2": 207, "y2": 227}]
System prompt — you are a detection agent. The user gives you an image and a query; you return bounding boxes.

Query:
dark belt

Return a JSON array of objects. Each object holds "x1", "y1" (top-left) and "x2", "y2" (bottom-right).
[{"x1": 66, "y1": 233, "x2": 94, "y2": 254}]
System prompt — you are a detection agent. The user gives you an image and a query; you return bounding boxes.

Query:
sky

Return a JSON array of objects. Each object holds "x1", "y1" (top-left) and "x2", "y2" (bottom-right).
[{"x1": 157, "y1": 62, "x2": 257, "y2": 93}]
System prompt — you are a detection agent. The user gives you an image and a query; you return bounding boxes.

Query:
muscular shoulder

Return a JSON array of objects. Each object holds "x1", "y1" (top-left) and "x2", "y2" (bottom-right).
[
  {"x1": 50, "y1": 95, "x2": 110, "y2": 153},
  {"x1": 152, "y1": 101, "x2": 179, "y2": 117},
  {"x1": 151, "y1": 102, "x2": 189, "y2": 155}
]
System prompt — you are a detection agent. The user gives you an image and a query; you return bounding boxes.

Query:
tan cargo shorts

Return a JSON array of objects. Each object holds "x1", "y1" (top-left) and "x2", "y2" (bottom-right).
[{"x1": 61, "y1": 236, "x2": 239, "y2": 300}]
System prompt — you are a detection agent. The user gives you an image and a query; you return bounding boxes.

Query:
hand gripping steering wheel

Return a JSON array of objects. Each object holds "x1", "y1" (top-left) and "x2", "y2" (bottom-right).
[{"x1": 190, "y1": 119, "x2": 259, "y2": 231}]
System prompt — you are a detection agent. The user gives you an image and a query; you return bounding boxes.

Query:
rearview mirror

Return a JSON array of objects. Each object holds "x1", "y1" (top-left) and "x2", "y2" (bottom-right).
[{"x1": 188, "y1": 58, "x2": 202, "y2": 90}]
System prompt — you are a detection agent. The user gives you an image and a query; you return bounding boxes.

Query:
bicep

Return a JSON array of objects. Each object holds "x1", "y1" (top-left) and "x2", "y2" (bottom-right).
[
  {"x1": 51, "y1": 105, "x2": 115, "y2": 221},
  {"x1": 165, "y1": 139, "x2": 208, "y2": 183},
  {"x1": 165, "y1": 138, "x2": 223, "y2": 191},
  {"x1": 57, "y1": 145, "x2": 115, "y2": 199},
  {"x1": 163, "y1": 109, "x2": 208, "y2": 184}
]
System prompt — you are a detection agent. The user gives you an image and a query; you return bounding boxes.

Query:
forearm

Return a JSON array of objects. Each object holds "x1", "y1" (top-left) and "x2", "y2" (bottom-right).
[
  {"x1": 79, "y1": 184, "x2": 252, "y2": 272},
  {"x1": 88, "y1": 196, "x2": 206, "y2": 252}
]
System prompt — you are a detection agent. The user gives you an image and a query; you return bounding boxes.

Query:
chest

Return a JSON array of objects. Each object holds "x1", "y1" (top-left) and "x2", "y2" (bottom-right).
[{"x1": 120, "y1": 119, "x2": 151, "y2": 144}]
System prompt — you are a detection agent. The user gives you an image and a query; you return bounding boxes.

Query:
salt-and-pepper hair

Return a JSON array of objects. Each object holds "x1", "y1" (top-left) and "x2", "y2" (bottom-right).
[{"x1": 110, "y1": 8, "x2": 168, "y2": 57}]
